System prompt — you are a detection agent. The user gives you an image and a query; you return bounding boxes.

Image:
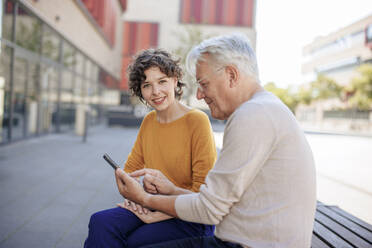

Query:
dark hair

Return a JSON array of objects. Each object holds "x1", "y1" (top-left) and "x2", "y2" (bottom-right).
[{"x1": 127, "y1": 49, "x2": 186, "y2": 102}]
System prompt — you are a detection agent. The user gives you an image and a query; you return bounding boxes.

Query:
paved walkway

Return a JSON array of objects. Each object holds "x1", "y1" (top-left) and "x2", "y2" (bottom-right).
[
  {"x1": 0, "y1": 122, "x2": 225, "y2": 248},
  {"x1": 0, "y1": 125, "x2": 141, "y2": 248},
  {"x1": 1, "y1": 121, "x2": 370, "y2": 248}
]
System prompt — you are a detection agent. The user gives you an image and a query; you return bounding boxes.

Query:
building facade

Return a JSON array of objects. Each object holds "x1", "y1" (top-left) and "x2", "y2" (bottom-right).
[
  {"x1": 302, "y1": 14, "x2": 372, "y2": 86},
  {"x1": 120, "y1": 0, "x2": 257, "y2": 107},
  {"x1": 0, "y1": 0, "x2": 126, "y2": 144},
  {"x1": 298, "y1": 14, "x2": 372, "y2": 134}
]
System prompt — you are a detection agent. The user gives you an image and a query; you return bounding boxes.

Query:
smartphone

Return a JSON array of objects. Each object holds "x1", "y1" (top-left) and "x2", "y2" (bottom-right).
[{"x1": 103, "y1": 153, "x2": 120, "y2": 170}]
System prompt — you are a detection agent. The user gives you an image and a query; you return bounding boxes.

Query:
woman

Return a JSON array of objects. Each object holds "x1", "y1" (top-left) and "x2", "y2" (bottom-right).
[{"x1": 84, "y1": 49, "x2": 217, "y2": 248}]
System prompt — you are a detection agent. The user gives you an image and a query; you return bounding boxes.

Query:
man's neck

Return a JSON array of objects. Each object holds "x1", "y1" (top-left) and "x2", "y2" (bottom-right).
[{"x1": 231, "y1": 80, "x2": 264, "y2": 111}]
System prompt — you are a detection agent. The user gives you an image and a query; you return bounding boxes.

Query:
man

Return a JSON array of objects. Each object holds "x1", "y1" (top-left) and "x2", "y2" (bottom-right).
[{"x1": 116, "y1": 33, "x2": 316, "y2": 248}]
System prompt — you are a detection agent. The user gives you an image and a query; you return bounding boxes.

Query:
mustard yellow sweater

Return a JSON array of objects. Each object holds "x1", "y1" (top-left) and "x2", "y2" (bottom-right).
[{"x1": 124, "y1": 109, "x2": 216, "y2": 192}]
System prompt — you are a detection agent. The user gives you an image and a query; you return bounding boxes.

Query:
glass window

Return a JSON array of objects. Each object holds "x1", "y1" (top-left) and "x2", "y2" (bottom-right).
[
  {"x1": 75, "y1": 52, "x2": 85, "y2": 76},
  {"x1": 12, "y1": 56, "x2": 27, "y2": 140},
  {"x1": 26, "y1": 61, "x2": 38, "y2": 135},
  {"x1": 61, "y1": 69, "x2": 73, "y2": 92},
  {"x1": 0, "y1": 44, "x2": 11, "y2": 143},
  {"x1": 62, "y1": 41, "x2": 76, "y2": 70},
  {"x1": 1, "y1": 0, "x2": 14, "y2": 41},
  {"x1": 74, "y1": 76, "x2": 83, "y2": 104},
  {"x1": 59, "y1": 70, "x2": 74, "y2": 131},
  {"x1": 15, "y1": 4, "x2": 42, "y2": 53},
  {"x1": 42, "y1": 25, "x2": 60, "y2": 61},
  {"x1": 91, "y1": 63, "x2": 98, "y2": 82},
  {"x1": 85, "y1": 59, "x2": 92, "y2": 79}
]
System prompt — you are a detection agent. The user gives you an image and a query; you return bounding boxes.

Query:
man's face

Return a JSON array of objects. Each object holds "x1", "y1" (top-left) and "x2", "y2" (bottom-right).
[{"x1": 195, "y1": 55, "x2": 232, "y2": 120}]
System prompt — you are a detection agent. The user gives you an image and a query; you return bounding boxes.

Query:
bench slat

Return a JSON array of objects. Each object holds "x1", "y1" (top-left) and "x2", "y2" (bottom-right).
[
  {"x1": 313, "y1": 221, "x2": 354, "y2": 248},
  {"x1": 315, "y1": 211, "x2": 372, "y2": 248},
  {"x1": 311, "y1": 233, "x2": 332, "y2": 248},
  {"x1": 329, "y1": 206, "x2": 372, "y2": 232},
  {"x1": 317, "y1": 205, "x2": 372, "y2": 244}
]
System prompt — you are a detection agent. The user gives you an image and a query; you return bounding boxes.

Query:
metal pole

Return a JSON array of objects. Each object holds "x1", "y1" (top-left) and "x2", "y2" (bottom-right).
[{"x1": 82, "y1": 108, "x2": 88, "y2": 143}]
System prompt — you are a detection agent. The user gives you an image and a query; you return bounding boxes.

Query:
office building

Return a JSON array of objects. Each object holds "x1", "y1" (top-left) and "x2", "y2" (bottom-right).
[{"x1": 0, "y1": 0, "x2": 126, "y2": 144}]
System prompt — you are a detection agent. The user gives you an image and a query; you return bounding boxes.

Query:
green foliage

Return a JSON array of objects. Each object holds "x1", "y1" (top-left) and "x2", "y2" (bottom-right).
[
  {"x1": 173, "y1": 26, "x2": 213, "y2": 104},
  {"x1": 16, "y1": 22, "x2": 42, "y2": 53},
  {"x1": 264, "y1": 82, "x2": 299, "y2": 113},
  {"x1": 297, "y1": 85, "x2": 312, "y2": 105},
  {"x1": 265, "y1": 64, "x2": 372, "y2": 113},
  {"x1": 309, "y1": 74, "x2": 342, "y2": 100},
  {"x1": 348, "y1": 64, "x2": 372, "y2": 110}
]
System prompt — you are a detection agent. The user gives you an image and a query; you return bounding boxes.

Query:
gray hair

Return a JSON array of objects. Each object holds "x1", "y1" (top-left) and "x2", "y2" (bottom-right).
[{"x1": 186, "y1": 33, "x2": 259, "y2": 82}]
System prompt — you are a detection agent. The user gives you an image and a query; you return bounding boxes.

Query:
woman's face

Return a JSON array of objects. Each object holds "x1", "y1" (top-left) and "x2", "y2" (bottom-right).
[{"x1": 141, "y1": 67, "x2": 178, "y2": 112}]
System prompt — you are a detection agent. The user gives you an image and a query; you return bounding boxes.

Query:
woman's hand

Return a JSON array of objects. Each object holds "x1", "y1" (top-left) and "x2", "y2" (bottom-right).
[
  {"x1": 115, "y1": 169, "x2": 148, "y2": 205},
  {"x1": 122, "y1": 199, "x2": 149, "y2": 215},
  {"x1": 130, "y1": 169, "x2": 177, "y2": 195},
  {"x1": 117, "y1": 202, "x2": 173, "y2": 224}
]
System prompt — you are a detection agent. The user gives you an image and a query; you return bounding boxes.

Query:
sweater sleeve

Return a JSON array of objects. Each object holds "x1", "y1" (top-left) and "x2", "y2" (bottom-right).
[
  {"x1": 124, "y1": 114, "x2": 150, "y2": 173},
  {"x1": 189, "y1": 112, "x2": 217, "y2": 192},
  {"x1": 175, "y1": 104, "x2": 277, "y2": 224}
]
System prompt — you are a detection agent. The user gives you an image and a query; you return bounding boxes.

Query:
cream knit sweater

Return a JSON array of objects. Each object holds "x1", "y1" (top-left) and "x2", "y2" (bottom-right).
[{"x1": 175, "y1": 91, "x2": 316, "y2": 248}]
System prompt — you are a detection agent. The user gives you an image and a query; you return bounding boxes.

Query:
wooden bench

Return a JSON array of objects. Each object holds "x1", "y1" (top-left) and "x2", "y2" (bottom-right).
[{"x1": 312, "y1": 202, "x2": 372, "y2": 248}]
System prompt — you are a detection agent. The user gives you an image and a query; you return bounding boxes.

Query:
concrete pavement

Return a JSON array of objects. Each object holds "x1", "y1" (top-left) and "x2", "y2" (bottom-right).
[
  {"x1": 1, "y1": 121, "x2": 370, "y2": 248},
  {"x1": 0, "y1": 125, "x2": 139, "y2": 248}
]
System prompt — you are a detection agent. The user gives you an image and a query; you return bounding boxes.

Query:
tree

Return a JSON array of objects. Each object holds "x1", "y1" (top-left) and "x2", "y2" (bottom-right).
[
  {"x1": 264, "y1": 82, "x2": 299, "y2": 113},
  {"x1": 173, "y1": 26, "x2": 213, "y2": 105},
  {"x1": 309, "y1": 74, "x2": 343, "y2": 100},
  {"x1": 348, "y1": 64, "x2": 372, "y2": 110}
]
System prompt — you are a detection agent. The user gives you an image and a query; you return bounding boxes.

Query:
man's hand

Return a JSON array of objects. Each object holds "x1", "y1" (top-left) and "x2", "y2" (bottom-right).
[
  {"x1": 117, "y1": 202, "x2": 173, "y2": 224},
  {"x1": 115, "y1": 169, "x2": 148, "y2": 205},
  {"x1": 130, "y1": 169, "x2": 176, "y2": 195}
]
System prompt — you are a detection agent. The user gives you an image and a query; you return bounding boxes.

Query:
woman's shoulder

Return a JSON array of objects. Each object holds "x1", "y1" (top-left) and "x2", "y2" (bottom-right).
[
  {"x1": 141, "y1": 110, "x2": 156, "y2": 124},
  {"x1": 184, "y1": 109, "x2": 211, "y2": 125}
]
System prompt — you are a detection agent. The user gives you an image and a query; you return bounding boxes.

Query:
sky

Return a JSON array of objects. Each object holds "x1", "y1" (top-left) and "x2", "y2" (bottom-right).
[{"x1": 255, "y1": 0, "x2": 372, "y2": 88}]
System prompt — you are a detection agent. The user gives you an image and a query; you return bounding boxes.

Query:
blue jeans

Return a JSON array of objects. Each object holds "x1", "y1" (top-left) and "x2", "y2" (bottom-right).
[
  {"x1": 84, "y1": 207, "x2": 214, "y2": 248},
  {"x1": 140, "y1": 236, "x2": 243, "y2": 248}
]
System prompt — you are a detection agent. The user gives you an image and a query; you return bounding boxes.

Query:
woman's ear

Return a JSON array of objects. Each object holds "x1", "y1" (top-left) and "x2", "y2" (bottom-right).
[
  {"x1": 173, "y1": 77, "x2": 178, "y2": 88},
  {"x1": 226, "y1": 65, "x2": 239, "y2": 88}
]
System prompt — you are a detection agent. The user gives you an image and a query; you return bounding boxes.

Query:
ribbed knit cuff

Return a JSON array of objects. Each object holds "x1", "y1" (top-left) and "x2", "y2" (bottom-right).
[{"x1": 175, "y1": 193, "x2": 199, "y2": 222}]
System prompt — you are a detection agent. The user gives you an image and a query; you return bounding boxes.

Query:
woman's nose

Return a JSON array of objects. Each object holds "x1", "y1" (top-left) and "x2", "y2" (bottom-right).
[{"x1": 152, "y1": 84, "x2": 160, "y2": 95}]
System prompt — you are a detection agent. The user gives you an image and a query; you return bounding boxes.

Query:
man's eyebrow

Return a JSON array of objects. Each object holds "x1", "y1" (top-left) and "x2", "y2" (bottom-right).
[{"x1": 196, "y1": 77, "x2": 206, "y2": 84}]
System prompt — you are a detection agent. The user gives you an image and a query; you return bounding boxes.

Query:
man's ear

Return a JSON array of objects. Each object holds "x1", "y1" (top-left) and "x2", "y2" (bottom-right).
[{"x1": 225, "y1": 65, "x2": 239, "y2": 88}]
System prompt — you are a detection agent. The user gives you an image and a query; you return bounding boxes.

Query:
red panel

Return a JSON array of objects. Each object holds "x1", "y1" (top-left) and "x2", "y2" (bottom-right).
[
  {"x1": 192, "y1": 0, "x2": 202, "y2": 23},
  {"x1": 129, "y1": 22, "x2": 138, "y2": 54},
  {"x1": 92, "y1": 0, "x2": 99, "y2": 20},
  {"x1": 236, "y1": 0, "x2": 245, "y2": 26},
  {"x1": 122, "y1": 22, "x2": 131, "y2": 55},
  {"x1": 109, "y1": 13, "x2": 116, "y2": 46},
  {"x1": 215, "y1": 0, "x2": 223, "y2": 25},
  {"x1": 138, "y1": 23, "x2": 151, "y2": 51},
  {"x1": 119, "y1": 0, "x2": 127, "y2": 11},
  {"x1": 97, "y1": 0, "x2": 104, "y2": 27},
  {"x1": 120, "y1": 56, "x2": 131, "y2": 90},
  {"x1": 6, "y1": 1, "x2": 13, "y2": 13},
  {"x1": 88, "y1": 0, "x2": 94, "y2": 11},
  {"x1": 207, "y1": 0, "x2": 217, "y2": 24},
  {"x1": 225, "y1": 0, "x2": 237, "y2": 25},
  {"x1": 150, "y1": 23, "x2": 159, "y2": 47},
  {"x1": 243, "y1": 0, "x2": 254, "y2": 27},
  {"x1": 181, "y1": 0, "x2": 191, "y2": 23}
]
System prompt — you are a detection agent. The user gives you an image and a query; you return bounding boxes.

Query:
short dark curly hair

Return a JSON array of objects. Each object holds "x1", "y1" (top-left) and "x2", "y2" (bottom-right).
[{"x1": 127, "y1": 49, "x2": 186, "y2": 103}]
